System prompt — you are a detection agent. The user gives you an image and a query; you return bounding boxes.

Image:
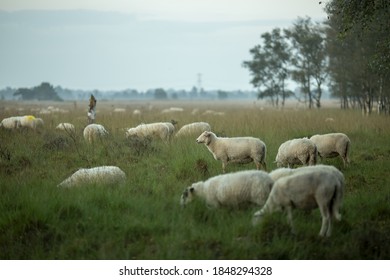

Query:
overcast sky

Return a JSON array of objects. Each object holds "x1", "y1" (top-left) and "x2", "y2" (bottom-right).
[{"x1": 0, "y1": 0, "x2": 328, "y2": 91}]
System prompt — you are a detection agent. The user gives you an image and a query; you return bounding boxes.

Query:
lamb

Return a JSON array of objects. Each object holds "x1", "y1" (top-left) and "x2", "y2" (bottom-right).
[
  {"x1": 57, "y1": 166, "x2": 126, "y2": 188},
  {"x1": 196, "y1": 131, "x2": 267, "y2": 173},
  {"x1": 275, "y1": 138, "x2": 317, "y2": 168},
  {"x1": 180, "y1": 170, "x2": 274, "y2": 208},
  {"x1": 83, "y1": 124, "x2": 109, "y2": 143},
  {"x1": 175, "y1": 122, "x2": 211, "y2": 138},
  {"x1": 309, "y1": 133, "x2": 351, "y2": 167},
  {"x1": 253, "y1": 167, "x2": 344, "y2": 237},
  {"x1": 125, "y1": 122, "x2": 170, "y2": 141},
  {"x1": 56, "y1": 122, "x2": 76, "y2": 134}
]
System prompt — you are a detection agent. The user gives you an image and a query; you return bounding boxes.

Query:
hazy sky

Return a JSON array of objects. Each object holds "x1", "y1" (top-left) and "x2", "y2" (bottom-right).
[{"x1": 0, "y1": 0, "x2": 328, "y2": 91}]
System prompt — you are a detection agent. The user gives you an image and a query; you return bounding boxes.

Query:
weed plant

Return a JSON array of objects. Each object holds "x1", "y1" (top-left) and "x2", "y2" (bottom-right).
[{"x1": 0, "y1": 100, "x2": 389, "y2": 259}]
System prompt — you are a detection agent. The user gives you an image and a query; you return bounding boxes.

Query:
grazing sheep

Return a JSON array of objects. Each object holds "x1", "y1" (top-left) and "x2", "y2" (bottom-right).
[
  {"x1": 163, "y1": 121, "x2": 177, "y2": 140},
  {"x1": 180, "y1": 170, "x2": 274, "y2": 208},
  {"x1": 133, "y1": 109, "x2": 141, "y2": 116},
  {"x1": 113, "y1": 108, "x2": 126, "y2": 113},
  {"x1": 253, "y1": 168, "x2": 344, "y2": 237},
  {"x1": 310, "y1": 133, "x2": 351, "y2": 167},
  {"x1": 57, "y1": 166, "x2": 126, "y2": 188},
  {"x1": 161, "y1": 107, "x2": 184, "y2": 114},
  {"x1": 56, "y1": 122, "x2": 76, "y2": 134},
  {"x1": 275, "y1": 138, "x2": 317, "y2": 168},
  {"x1": 83, "y1": 124, "x2": 109, "y2": 143},
  {"x1": 0, "y1": 116, "x2": 22, "y2": 129},
  {"x1": 175, "y1": 122, "x2": 211, "y2": 138},
  {"x1": 196, "y1": 131, "x2": 267, "y2": 173},
  {"x1": 269, "y1": 167, "x2": 296, "y2": 182},
  {"x1": 126, "y1": 122, "x2": 170, "y2": 141},
  {"x1": 270, "y1": 165, "x2": 345, "y2": 188},
  {"x1": 1, "y1": 115, "x2": 43, "y2": 130}
]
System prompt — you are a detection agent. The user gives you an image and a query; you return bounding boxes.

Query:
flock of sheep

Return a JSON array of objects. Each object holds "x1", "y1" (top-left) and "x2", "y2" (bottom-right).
[
  {"x1": 1, "y1": 113, "x2": 351, "y2": 237},
  {"x1": 0, "y1": 115, "x2": 44, "y2": 130},
  {"x1": 181, "y1": 129, "x2": 350, "y2": 237}
]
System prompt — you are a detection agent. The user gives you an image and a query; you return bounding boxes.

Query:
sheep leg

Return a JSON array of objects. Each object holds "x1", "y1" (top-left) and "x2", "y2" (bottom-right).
[
  {"x1": 286, "y1": 207, "x2": 295, "y2": 234},
  {"x1": 318, "y1": 204, "x2": 331, "y2": 237},
  {"x1": 256, "y1": 160, "x2": 267, "y2": 171},
  {"x1": 221, "y1": 161, "x2": 227, "y2": 173}
]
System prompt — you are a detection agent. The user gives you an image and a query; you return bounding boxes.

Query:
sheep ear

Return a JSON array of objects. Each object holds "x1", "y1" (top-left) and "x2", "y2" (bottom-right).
[{"x1": 189, "y1": 187, "x2": 195, "y2": 193}]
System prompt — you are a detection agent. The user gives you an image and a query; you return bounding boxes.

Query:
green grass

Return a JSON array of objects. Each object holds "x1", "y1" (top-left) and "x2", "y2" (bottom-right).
[{"x1": 1, "y1": 100, "x2": 390, "y2": 259}]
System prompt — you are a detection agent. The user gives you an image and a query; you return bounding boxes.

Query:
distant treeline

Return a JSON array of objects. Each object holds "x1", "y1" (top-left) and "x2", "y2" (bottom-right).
[{"x1": 0, "y1": 84, "x2": 260, "y2": 101}]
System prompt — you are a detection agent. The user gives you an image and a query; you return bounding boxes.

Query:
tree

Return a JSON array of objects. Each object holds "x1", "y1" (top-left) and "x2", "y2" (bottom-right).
[
  {"x1": 325, "y1": 0, "x2": 390, "y2": 114},
  {"x1": 13, "y1": 82, "x2": 62, "y2": 101},
  {"x1": 154, "y1": 88, "x2": 167, "y2": 100},
  {"x1": 284, "y1": 17, "x2": 328, "y2": 109},
  {"x1": 243, "y1": 28, "x2": 292, "y2": 107},
  {"x1": 217, "y1": 90, "x2": 228, "y2": 99}
]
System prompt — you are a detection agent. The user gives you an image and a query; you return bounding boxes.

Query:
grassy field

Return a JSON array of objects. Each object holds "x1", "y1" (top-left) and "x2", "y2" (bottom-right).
[{"x1": 1, "y1": 99, "x2": 390, "y2": 259}]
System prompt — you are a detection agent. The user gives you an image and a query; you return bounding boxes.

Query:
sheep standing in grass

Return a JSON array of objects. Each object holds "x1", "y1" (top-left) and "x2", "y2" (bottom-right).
[
  {"x1": 269, "y1": 167, "x2": 295, "y2": 181},
  {"x1": 56, "y1": 122, "x2": 76, "y2": 134},
  {"x1": 180, "y1": 170, "x2": 273, "y2": 208},
  {"x1": 270, "y1": 164, "x2": 345, "y2": 187},
  {"x1": 310, "y1": 133, "x2": 351, "y2": 167},
  {"x1": 83, "y1": 124, "x2": 109, "y2": 143},
  {"x1": 196, "y1": 131, "x2": 267, "y2": 173},
  {"x1": 0, "y1": 116, "x2": 21, "y2": 129},
  {"x1": 253, "y1": 167, "x2": 344, "y2": 237},
  {"x1": 25, "y1": 115, "x2": 43, "y2": 129},
  {"x1": 175, "y1": 122, "x2": 211, "y2": 137},
  {"x1": 1, "y1": 115, "x2": 43, "y2": 130},
  {"x1": 163, "y1": 120, "x2": 177, "y2": 140},
  {"x1": 57, "y1": 166, "x2": 126, "y2": 188},
  {"x1": 126, "y1": 122, "x2": 170, "y2": 141},
  {"x1": 275, "y1": 138, "x2": 317, "y2": 168}
]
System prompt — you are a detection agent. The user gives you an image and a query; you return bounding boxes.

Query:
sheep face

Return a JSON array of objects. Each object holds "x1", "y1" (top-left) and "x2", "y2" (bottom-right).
[
  {"x1": 180, "y1": 186, "x2": 196, "y2": 207},
  {"x1": 196, "y1": 131, "x2": 212, "y2": 145},
  {"x1": 125, "y1": 128, "x2": 137, "y2": 138}
]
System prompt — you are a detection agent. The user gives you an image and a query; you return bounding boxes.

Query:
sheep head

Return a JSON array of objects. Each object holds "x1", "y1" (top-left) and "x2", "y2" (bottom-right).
[
  {"x1": 252, "y1": 209, "x2": 265, "y2": 226},
  {"x1": 180, "y1": 186, "x2": 195, "y2": 207},
  {"x1": 196, "y1": 131, "x2": 212, "y2": 145}
]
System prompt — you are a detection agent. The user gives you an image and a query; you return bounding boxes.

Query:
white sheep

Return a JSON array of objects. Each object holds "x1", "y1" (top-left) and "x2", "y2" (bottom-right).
[
  {"x1": 175, "y1": 122, "x2": 211, "y2": 138},
  {"x1": 269, "y1": 167, "x2": 296, "y2": 182},
  {"x1": 1, "y1": 115, "x2": 43, "y2": 130},
  {"x1": 270, "y1": 165, "x2": 345, "y2": 187},
  {"x1": 56, "y1": 122, "x2": 76, "y2": 134},
  {"x1": 125, "y1": 122, "x2": 170, "y2": 141},
  {"x1": 0, "y1": 116, "x2": 22, "y2": 129},
  {"x1": 163, "y1": 121, "x2": 176, "y2": 140},
  {"x1": 309, "y1": 133, "x2": 351, "y2": 167},
  {"x1": 21, "y1": 115, "x2": 44, "y2": 129},
  {"x1": 196, "y1": 131, "x2": 267, "y2": 173},
  {"x1": 275, "y1": 138, "x2": 317, "y2": 168},
  {"x1": 180, "y1": 170, "x2": 274, "y2": 208},
  {"x1": 57, "y1": 166, "x2": 126, "y2": 188},
  {"x1": 83, "y1": 124, "x2": 109, "y2": 143},
  {"x1": 253, "y1": 167, "x2": 344, "y2": 237}
]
